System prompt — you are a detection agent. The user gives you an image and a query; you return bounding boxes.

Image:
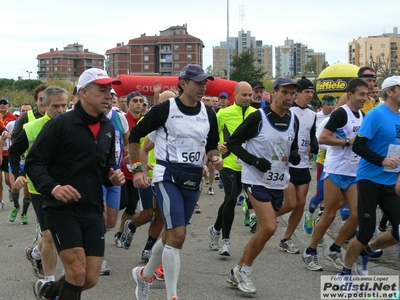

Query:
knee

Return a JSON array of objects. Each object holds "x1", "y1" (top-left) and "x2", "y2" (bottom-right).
[
  {"x1": 83, "y1": 276, "x2": 98, "y2": 290},
  {"x1": 296, "y1": 198, "x2": 306, "y2": 209}
]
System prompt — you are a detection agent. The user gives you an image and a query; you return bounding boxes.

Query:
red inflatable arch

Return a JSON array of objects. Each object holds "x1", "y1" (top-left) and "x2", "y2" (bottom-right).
[{"x1": 112, "y1": 75, "x2": 237, "y2": 104}]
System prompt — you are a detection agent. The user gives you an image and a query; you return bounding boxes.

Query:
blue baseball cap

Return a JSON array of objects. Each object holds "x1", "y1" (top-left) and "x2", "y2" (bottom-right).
[
  {"x1": 219, "y1": 92, "x2": 228, "y2": 98},
  {"x1": 179, "y1": 64, "x2": 214, "y2": 81}
]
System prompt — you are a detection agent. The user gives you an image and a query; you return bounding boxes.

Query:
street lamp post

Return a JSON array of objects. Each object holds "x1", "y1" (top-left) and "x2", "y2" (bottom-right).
[{"x1": 26, "y1": 70, "x2": 32, "y2": 79}]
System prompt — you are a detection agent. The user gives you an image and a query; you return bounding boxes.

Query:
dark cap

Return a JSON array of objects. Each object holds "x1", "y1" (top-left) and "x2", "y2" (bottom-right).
[
  {"x1": 219, "y1": 92, "x2": 229, "y2": 98},
  {"x1": 297, "y1": 76, "x2": 314, "y2": 91},
  {"x1": 250, "y1": 81, "x2": 265, "y2": 90},
  {"x1": 273, "y1": 76, "x2": 300, "y2": 89},
  {"x1": 179, "y1": 64, "x2": 214, "y2": 81},
  {"x1": 0, "y1": 97, "x2": 10, "y2": 104}
]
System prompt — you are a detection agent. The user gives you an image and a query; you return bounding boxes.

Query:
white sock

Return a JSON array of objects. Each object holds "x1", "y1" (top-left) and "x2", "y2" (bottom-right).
[
  {"x1": 240, "y1": 264, "x2": 252, "y2": 274},
  {"x1": 143, "y1": 239, "x2": 164, "y2": 279},
  {"x1": 250, "y1": 213, "x2": 256, "y2": 219},
  {"x1": 31, "y1": 246, "x2": 41, "y2": 260},
  {"x1": 45, "y1": 275, "x2": 55, "y2": 282},
  {"x1": 306, "y1": 211, "x2": 313, "y2": 219},
  {"x1": 163, "y1": 245, "x2": 180, "y2": 299}
]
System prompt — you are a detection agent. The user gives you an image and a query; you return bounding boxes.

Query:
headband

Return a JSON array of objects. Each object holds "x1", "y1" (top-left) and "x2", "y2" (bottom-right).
[{"x1": 358, "y1": 74, "x2": 376, "y2": 79}]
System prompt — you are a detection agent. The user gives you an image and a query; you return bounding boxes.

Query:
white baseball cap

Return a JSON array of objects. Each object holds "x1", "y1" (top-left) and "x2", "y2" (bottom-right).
[
  {"x1": 77, "y1": 68, "x2": 122, "y2": 91},
  {"x1": 381, "y1": 76, "x2": 400, "y2": 90}
]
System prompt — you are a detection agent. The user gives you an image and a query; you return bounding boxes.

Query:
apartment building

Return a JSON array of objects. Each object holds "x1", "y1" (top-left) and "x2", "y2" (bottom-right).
[
  {"x1": 36, "y1": 43, "x2": 104, "y2": 82},
  {"x1": 105, "y1": 24, "x2": 204, "y2": 77}
]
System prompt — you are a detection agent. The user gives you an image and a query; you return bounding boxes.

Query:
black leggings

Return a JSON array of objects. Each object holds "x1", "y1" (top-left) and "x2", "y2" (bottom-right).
[
  {"x1": 356, "y1": 180, "x2": 400, "y2": 245},
  {"x1": 213, "y1": 168, "x2": 242, "y2": 239},
  {"x1": 120, "y1": 179, "x2": 140, "y2": 215}
]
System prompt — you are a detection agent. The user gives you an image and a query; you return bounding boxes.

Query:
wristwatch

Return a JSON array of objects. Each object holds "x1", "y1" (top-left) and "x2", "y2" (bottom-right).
[{"x1": 345, "y1": 138, "x2": 350, "y2": 147}]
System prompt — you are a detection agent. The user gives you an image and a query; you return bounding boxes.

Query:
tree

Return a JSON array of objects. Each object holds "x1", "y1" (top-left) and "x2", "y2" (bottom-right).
[
  {"x1": 229, "y1": 50, "x2": 267, "y2": 82},
  {"x1": 322, "y1": 60, "x2": 330, "y2": 70},
  {"x1": 205, "y1": 65, "x2": 213, "y2": 76},
  {"x1": 368, "y1": 53, "x2": 400, "y2": 82},
  {"x1": 303, "y1": 57, "x2": 317, "y2": 75}
]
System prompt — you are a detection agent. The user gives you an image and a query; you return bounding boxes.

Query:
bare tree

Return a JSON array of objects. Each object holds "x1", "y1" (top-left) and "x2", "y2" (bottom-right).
[{"x1": 368, "y1": 53, "x2": 399, "y2": 81}]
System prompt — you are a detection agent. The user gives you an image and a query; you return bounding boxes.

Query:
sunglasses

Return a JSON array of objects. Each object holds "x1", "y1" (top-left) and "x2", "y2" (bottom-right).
[
  {"x1": 0, "y1": 101, "x2": 8, "y2": 105},
  {"x1": 131, "y1": 98, "x2": 144, "y2": 103}
]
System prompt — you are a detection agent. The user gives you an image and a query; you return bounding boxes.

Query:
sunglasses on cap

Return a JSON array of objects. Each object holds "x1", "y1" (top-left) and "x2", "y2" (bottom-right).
[{"x1": 0, "y1": 100, "x2": 9, "y2": 105}]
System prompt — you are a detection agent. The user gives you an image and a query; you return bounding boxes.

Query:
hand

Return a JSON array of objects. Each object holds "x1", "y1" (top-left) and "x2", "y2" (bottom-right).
[
  {"x1": 251, "y1": 156, "x2": 271, "y2": 172},
  {"x1": 109, "y1": 168, "x2": 126, "y2": 186},
  {"x1": 52, "y1": 185, "x2": 81, "y2": 203},
  {"x1": 202, "y1": 164, "x2": 209, "y2": 176},
  {"x1": 382, "y1": 156, "x2": 399, "y2": 169},
  {"x1": 123, "y1": 151, "x2": 130, "y2": 163},
  {"x1": 1, "y1": 131, "x2": 10, "y2": 140},
  {"x1": 133, "y1": 171, "x2": 151, "y2": 188},
  {"x1": 218, "y1": 142, "x2": 228, "y2": 154},
  {"x1": 14, "y1": 176, "x2": 28, "y2": 190},
  {"x1": 211, "y1": 156, "x2": 223, "y2": 171},
  {"x1": 153, "y1": 80, "x2": 162, "y2": 94},
  {"x1": 289, "y1": 150, "x2": 301, "y2": 165}
]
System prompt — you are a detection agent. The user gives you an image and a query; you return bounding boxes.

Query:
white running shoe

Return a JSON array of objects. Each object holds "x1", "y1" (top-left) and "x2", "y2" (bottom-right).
[
  {"x1": 323, "y1": 247, "x2": 344, "y2": 270},
  {"x1": 219, "y1": 238, "x2": 231, "y2": 256},
  {"x1": 302, "y1": 249, "x2": 323, "y2": 271},
  {"x1": 208, "y1": 225, "x2": 220, "y2": 251},
  {"x1": 233, "y1": 268, "x2": 257, "y2": 294}
]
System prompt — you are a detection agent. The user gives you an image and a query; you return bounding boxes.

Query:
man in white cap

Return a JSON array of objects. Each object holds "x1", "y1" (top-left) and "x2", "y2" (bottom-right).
[
  {"x1": 339, "y1": 76, "x2": 400, "y2": 278},
  {"x1": 27, "y1": 68, "x2": 125, "y2": 300}
]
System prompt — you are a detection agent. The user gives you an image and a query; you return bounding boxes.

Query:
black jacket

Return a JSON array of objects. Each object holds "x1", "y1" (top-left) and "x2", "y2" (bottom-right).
[{"x1": 25, "y1": 101, "x2": 116, "y2": 212}]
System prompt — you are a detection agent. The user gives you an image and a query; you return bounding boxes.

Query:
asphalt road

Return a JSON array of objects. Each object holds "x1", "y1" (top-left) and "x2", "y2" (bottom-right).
[{"x1": 0, "y1": 167, "x2": 398, "y2": 299}]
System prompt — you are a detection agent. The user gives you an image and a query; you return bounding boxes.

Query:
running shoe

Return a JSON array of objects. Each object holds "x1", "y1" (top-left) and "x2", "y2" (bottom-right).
[
  {"x1": 249, "y1": 215, "x2": 257, "y2": 233},
  {"x1": 141, "y1": 250, "x2": 152, "y2": 264},
  {"x1": 370, "y1": 249, "x2": 383, "y2": 258},
  {"x1": 279, "y1": 239, "x2": 300, "y2": 254},
  {"x1": 25, "y1": 246, "x2": 44, "y2": 279},
  {"x1": 33, "y1": 279, "x2": 51, "y2": 300},
  {"x1": 207, "y1": 187, "x2": 214, "y2": 195},
  {"x1": 215, "y1": 172, "x2": 219, "y2": 180},
  {"x1": 226, "y1": 269, "x2": 238, "y2": 287},
  {"x1": 9, "y1": 206, "x2": 20, "y2": 222},
  {"x1": 21, "y1": 214, "x2": 29, "y2": 225},
  {"x1": 233, "y1": 268, "x2": 257, "y2": 294},
  {"x1": 208, "y1": 225, "x2": 220, "y2": 251},
  {"x1": 121, "y1": 220, "x2": 135, "y2": 250},
  {"x1": 194, "y1": 203, "x2": 201, "y2": 214},
  {"x1": 355, "y1": 255, "x2": 369, "y2": 276},
  {"x1": 114, "y1": 233, "x2": 123, "y2": 248},
  {"x1": 204, "y1": 176, "x2": 209, "y2": 185},
  {"x1": 323, "y1": 247, "x2": 344, "y2": 270},
  {"x1": 33, "y1": 223, "x2": 42, "y2": 247},
  {"x1": 219, "y1": 239, "x2": 231, "y2": 256},
  {"x1": 334, "y1": 273, "x2": 360, "y2": 294},
  {"x1": 154, "y1": 265, "x2": 164, "y2": 281},
  {"x1": 303, "y1": 211, "x2": 314, "y2": 234},
  {"x1": 243, "y1": 209, "x2": 250, "y2": 226},
  {"x1": 302, "y1": 249, "x2": 323, "y2": 271},
  {"x1": 0, "y1": 200, "x2": 4, "y2": 211},
  {"x1": 218, "y1": 180, "x2": 224, "y2": 189},
  {"x1": 100, "y1": 259, "x2": 111, "y2": 275},
  {"x1": 317, "y1": 204, "x2": 324, "y2": 217},
  {"x1": 237, "y1": 194, "x2": 244, "y2": 205},
  {"x1": 132, "y1": 266, "x2": 153, "y2": 300}
]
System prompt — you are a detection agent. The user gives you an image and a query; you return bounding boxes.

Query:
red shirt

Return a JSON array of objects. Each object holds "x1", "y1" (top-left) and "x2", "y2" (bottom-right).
[{"x1": 121, "y1": 112, "x2": 142, "y2": 180}]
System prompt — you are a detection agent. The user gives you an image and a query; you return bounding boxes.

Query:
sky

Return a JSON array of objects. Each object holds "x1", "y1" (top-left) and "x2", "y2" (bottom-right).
[{"x1": 1, "y1": 0, "x2": 399, "y2": 80}]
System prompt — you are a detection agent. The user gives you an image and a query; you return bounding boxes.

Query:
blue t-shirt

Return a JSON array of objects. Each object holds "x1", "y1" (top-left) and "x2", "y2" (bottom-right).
[{"x1": 356, "y1": 104, "x2": 400, "y2": 185}]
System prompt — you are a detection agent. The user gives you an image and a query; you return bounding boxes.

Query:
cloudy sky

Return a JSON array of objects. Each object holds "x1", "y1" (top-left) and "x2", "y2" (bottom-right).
[{"x1": 1, "y1": 0, "x2": 398, "y2": 80}]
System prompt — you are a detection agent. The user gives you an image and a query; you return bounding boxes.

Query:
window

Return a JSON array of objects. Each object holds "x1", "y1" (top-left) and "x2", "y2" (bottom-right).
[
  {"x1": 144, "y1": 65, "x2": 149, "y2": 70},
  {"x1": 46, "y1": 67, "x2": 49, "y2": 71},
  {"x1": 381, "y1": 44, "x2": 385, "y2": 48},
  {"x1": 187, "y1": 54, "x2": 192, "y2": 60},
  {"x1": 54, "y1": 59, "x2": 58, "y2": 64},
  {"x1": 68, "y1": 67, "x2": 71, "y2": 72},
  {"x1": 99, "y1": 61, "x2": 102, "y2": 65},
  {"x1": 144, "y1": 46, "x2": 149, "y2": 52},
  {"x1": 174, "y1": 63, "x2": 179, "y2": 69},
  {"x1": 144, "y1": 55, "x2": 149, "y2": 61},
  {"x1": 46, "y1": 60, "x2": 49, "y2": 64},
  {"x1": 174, "y1": 54, "x2": 179, "y2": 60},
  {"x1": 174, "y1": 45, "x2": 179, "y2": 51},
  {"x1": 370, "y1": 44, "x2": 373, "y2": 50},
  {"x1": 187, "y1": 45, "x2": 192, "y2": 50},
  {"x1": 54, "y1": 67, "x2": 58, "y2": 71}
]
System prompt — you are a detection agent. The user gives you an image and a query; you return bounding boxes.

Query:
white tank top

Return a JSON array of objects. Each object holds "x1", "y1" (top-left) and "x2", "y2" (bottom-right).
[
  {"x1": 152, "y1": 98, "x2": 210, "y2": 183},
  {"x1": 324, "y1": 105, "x2": 363, "y2": 176},
  {"x1": 289, "y1": 105, "x2": 316, "y2": 168},
  {"x1": 242, "y1": 109, "x2": 296, "y2": 189}
]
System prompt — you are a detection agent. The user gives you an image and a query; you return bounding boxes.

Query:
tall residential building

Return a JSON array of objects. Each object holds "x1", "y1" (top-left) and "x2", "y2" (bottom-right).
[
  {"x1": 212, "y1": 30, "x2": 273, "y2": 78},
  {"x1": 275, "y1": 38, "x2": 325, "y2": 77},
  {"x1": 348, "y1": 27, "x2": 400, "y2": 75},
  {"x1": 36, "y1": 43, "x2": 105, "y2": 82},
  {"x1": 105, "y1": 24, "x2": 204, "y2": 77}
]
